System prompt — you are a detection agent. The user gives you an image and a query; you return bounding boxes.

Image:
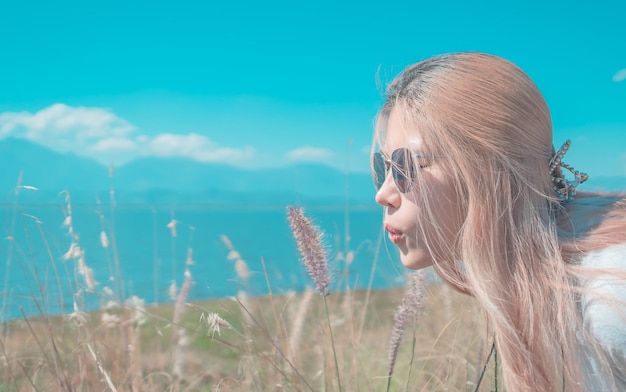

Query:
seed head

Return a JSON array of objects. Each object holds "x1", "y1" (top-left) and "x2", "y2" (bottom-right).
[
  {"x1": 287, "y1": 206, "x2": 331, "y2": 296},
  {"x1": 202, "y1": 312, "x2": 231, "y2": 337},
  {"x1": 387, "y1": 270, "x2": 426, "y2": 384}
]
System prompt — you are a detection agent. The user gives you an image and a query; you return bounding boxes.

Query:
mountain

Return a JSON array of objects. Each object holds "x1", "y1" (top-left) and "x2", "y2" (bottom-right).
[
  {"x1": 0, "y1": 138, "x2": 377, "y2": 206},
  {"x1": 0, "y1": 138, "x2": 111, "y2": 204},
  {"x1": 112, "y1": 158, "x2": 377, "y2": 206},
  {"x1": 2, "y1": 138, "x2": 623, "y2": 206},
  {"x1": 115, "y1": 157, "x2": 373, "y2": 195},
  {"x1": 0, "y1": 137, "x2": 109, "y2": 191}
]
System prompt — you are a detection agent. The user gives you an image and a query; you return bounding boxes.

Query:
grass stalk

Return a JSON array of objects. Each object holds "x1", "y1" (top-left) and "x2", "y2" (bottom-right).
[
  {"x1": 235, "y1": 297, "x2": 316, "y2": 392},
  {"x1": 405, "y1": 320, "x2": 418, "y2": 392},
  {"x1": 322, "y1": 295, "x2": 342, "y2": 392},
  {"x1": 474, "y1": 340, "x2": 496, "y2": 392},
  {"x1": 1, "y1": 173, "x2": 23, "y2": 324},
  {"x1": 19, "y1": 306, "x2": 72, "y2": 391},
  {"x1": 87, "y1": 343, "x2": 118, "y2": 392},
  {"x1": 260, "y1": 256, "x2": 289, "y2": 347}
]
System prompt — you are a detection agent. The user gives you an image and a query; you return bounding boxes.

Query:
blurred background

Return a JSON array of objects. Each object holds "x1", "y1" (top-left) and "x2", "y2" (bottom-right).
[{"x1": 0, "y1": 0, "x2": 624, "y2": 319}]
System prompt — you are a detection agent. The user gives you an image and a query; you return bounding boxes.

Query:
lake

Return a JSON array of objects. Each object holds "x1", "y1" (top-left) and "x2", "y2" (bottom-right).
[{"x1": 0, "y1": 202, "x2": 406, "y2": 321}]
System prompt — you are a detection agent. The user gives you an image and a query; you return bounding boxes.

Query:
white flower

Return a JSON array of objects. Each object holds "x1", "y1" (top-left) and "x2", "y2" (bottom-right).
[
  {"x1": 168, "y1": 281, "x2": 177, "y2": 301},
  {"x1": 124, "y1": 295, "x2": 146, "y2": 325},
  {"x1": 62, "y1": 215, "x2": 72, "y2": 228},
  {"x1": 65, "y1": 300, "x2": 88, "y2": 326},
  {"x1": 166, "y1": 219, "x2": 178, "y2": 237},
  {"x1": 227, "y1": 250, "x2": 240, "y2": 260},
  {"x1": 101, "y1": 312, "x2": 120, "y2": 328},
  {"x1": 100, "y1": 231, "x2": 109, "y2": 248},
  {"x1": 202, "y1": 312, "x2": 231, "y2": 337},
  {"x1": 103, "y1": 300, "x2": 118, "y2": 311},
  {"x1": 235, "y1": 259, "x2": 250, "y2": 280},
  {"x1": 62, "y1": 243, "x2": 82, "y2": 260},
  {"x1": 186, "y1": 248, "x2": 194, "y2": 265}
]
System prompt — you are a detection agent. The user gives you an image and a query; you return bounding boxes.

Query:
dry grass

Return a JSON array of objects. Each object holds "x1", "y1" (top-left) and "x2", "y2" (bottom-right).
[
  {"x1": 0, "y1": 191, "x2": 497, "y2": 391},
  {"x1": 0, "y1": 284, "x2": 494, "y2": 391}
]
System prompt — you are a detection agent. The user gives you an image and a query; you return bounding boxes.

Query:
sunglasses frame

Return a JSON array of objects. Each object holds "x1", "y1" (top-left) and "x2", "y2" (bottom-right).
[{"x1": 373, "y1": 148, "x2": 442, "y2": 193}]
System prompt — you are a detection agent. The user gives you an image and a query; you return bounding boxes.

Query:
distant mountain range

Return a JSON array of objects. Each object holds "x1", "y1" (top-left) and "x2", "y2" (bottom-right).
[
  {"x1": 0, "y1": 138, "x2": 378, "y2": 206},
  {"x1": 1, "y1": 137, "x2": 624, "y2": 206}
]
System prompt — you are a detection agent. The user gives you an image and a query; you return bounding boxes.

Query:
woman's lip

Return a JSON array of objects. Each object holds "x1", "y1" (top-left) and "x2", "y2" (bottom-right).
[
  {"x1": 384, "y1": 224, "x2": 404, "y2": 244},
  {"x1": 388, "y1": 231, "x2": 403, "y2": 244}
]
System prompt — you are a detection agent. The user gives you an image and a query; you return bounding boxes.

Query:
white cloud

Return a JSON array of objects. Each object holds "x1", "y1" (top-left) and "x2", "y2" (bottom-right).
[
  {"x1": 0, "y1": 104, "x2": 256, "y2": 166},
  {"x1": 89, "y1": 137, "x2": 138, "y2": 152},
  {"x1": 0, "y1": 103, "x2": 135, "y2": 152},
  {"x1": 286, "y1": 146, "x2": 334, "y2": 162},
  {"x1": 0, "y1": 103, "x2": 134, "y2": 138},
  {"x1": 145, "y1": 133, "x2": 255, "y2": 164},
  {"x1": 613, "y1": 69, "x2": 626, "y2": 82}
]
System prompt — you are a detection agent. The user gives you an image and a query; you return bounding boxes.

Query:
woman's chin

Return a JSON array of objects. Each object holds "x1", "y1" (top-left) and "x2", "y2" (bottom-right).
[{"x1": 400, "y1": 251, "x2": 433, "y2": 270}]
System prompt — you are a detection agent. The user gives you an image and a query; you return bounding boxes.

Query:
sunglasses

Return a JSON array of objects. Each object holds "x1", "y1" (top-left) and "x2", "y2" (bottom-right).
[{"x1": 373, "y1": 148, "x2": 441, "y2": 193}]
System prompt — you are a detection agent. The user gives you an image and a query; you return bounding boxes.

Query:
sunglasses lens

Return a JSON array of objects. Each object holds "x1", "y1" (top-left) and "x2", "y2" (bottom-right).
[
  {"x1": 373, "y1": 148, "x2": 417, "y2": 193},
  {"x1": 391, "y1": 148, "x2": 416, "y2": 193},
  {"x1": 373, "y1": 152, "x2": 386, "y2": 190}
]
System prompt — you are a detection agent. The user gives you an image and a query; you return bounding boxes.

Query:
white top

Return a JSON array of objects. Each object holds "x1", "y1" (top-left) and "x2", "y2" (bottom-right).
[{"x1": 579, "y1": 242, "x2": 626, "y2": 391}]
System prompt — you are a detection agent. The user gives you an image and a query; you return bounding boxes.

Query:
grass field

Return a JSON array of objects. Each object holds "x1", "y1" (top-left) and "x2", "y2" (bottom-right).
[
  {"x1": 0, "y1": 195, "x2": 497, "y2": 391},
  {"x1": 1, "y1": 282, "x2": 497, "y2": 391}
]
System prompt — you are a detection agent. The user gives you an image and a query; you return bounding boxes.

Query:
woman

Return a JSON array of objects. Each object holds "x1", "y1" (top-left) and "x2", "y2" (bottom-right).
[{"x1": 372, "y1": 52, "x2": 626, "y2": 391}]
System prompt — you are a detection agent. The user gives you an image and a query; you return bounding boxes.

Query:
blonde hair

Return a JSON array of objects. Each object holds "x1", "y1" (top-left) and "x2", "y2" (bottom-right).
[{"x1": 374, "y1": 52, "x2": 626, "y2": 391}]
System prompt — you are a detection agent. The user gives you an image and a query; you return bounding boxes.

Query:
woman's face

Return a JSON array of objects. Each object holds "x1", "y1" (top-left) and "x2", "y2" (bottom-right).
[{"x1": 375, "y1": 110, "x2": 464, "y2": 270}]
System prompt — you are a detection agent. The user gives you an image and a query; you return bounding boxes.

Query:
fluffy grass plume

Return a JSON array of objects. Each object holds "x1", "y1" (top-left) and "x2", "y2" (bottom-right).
[
  {"x1": 286, "y1": 205, "x2": 331, "y2": 296},
  {"x1": 287, "y1": 205, "x2": 342, "y2": 391},
  {"x1": 387, "y1": 270, "x2": 426, "y2": 391}
]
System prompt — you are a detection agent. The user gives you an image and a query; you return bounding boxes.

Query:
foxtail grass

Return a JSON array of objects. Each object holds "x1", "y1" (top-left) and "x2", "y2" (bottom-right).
[
  {"x1": 387, "y1": 270, "x2": 426, "y2": 392},
  {"x1": 287, "y1": 205, "x2": 342, "y2": 392}
]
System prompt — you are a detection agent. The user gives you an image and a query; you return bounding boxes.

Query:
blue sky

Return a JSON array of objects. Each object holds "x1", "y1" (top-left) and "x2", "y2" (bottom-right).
[{"x1": 0, "y1": 0, "x2": 625, "y2": 178}]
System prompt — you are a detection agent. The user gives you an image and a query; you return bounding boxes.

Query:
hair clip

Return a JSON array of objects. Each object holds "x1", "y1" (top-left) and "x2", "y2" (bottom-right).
[{"x1": 549, "y1": 140, "x2": 589, "y2": 200}]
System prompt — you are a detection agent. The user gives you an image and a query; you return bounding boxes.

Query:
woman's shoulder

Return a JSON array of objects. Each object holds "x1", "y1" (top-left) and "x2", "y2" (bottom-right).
[
  {"x1": 580, "y1": 242, "x2": 626, "y2": 351},
  {"x1": 580, "y1": 242, "x2": 626, "y2": 269}
]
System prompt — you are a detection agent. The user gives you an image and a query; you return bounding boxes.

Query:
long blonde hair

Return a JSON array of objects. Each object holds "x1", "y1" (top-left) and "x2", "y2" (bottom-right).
[{"x1": 374, "y1": 52, "x2": 626, "y2": 391}]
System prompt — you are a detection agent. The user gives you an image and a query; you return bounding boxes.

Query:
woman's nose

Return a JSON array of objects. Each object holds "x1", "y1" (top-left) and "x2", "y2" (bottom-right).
[{"x1": 375, "y1": 172, "x2": 401, "y2": 209}]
